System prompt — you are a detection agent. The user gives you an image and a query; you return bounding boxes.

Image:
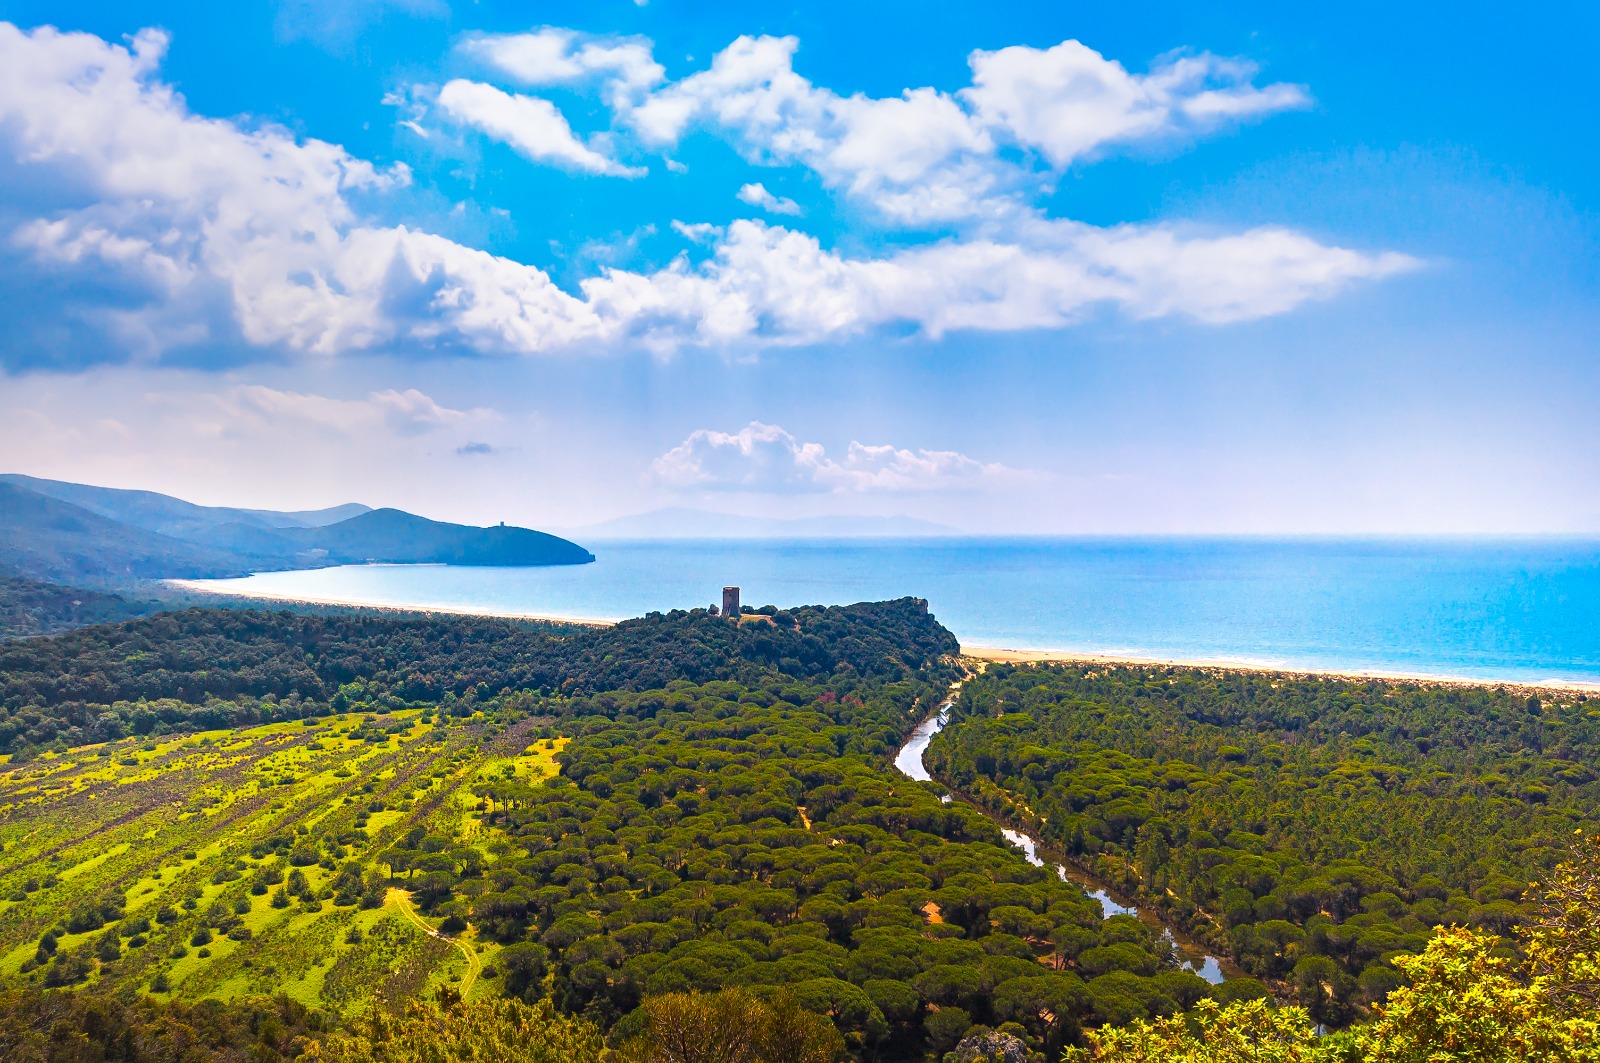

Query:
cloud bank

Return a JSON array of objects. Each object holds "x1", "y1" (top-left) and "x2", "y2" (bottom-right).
[
  {"x1": 653, "y1": 421, "x2": 1020, "y2": 493},
  {"x1": 467, "y1": 29, "x2": 1312, "y2": 224},
  {"x1": 0, "y1": 21, "x2": 1411, "y2": 371}
]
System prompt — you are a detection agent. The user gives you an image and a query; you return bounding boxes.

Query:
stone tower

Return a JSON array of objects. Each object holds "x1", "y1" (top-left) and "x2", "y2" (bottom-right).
[{"x1": 722, "y1": 586, "x2": 741, "y2": 618}]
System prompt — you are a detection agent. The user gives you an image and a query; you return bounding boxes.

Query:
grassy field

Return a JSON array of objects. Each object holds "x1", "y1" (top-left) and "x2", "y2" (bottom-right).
[{"x1": 0, "y1": 706, "x2": 565, "y2": 1013}]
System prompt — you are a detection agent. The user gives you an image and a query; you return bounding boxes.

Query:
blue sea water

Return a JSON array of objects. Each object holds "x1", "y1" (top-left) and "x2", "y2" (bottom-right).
[{"x1": 181, "y1": 537, "x2": 1600, "y2": 685}]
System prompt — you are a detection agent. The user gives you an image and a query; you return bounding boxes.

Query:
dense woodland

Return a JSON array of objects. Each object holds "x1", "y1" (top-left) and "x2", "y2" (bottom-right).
[
  {"x1": 0, "y1": 598, "x2": 957, "y2": 756},
  {"x1": 928, "y1": 663, "x2": 1600, "y2": 1026},
  {"x1": 458, "y1": 681, "x2": 1230, "y2": 1057},
  {"x1": 1, "y1": 598, "x2": 1598, "y2": 1061},
  {"x1": 0, "y1": 574, "x2": 156, "y2": 639}
]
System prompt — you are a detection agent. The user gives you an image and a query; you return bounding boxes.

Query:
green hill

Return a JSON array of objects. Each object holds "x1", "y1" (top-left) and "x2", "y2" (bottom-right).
[
  {"x1": 0, "y1": 474, "x2": 367, "y2": 537},
  {"x1": 0, "y1": 476, "x2": 592, "y2": 585},
  {"x1": 0, "y1": 483, "x2": 256, "y2": 584},
  {"x1": 282, "y1": 509, "x2": 595, "y2": 567}
]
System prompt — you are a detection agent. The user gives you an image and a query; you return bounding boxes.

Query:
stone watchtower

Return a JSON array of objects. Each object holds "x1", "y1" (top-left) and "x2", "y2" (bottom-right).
[{"x1": 722, "y1": 586, "x2": 741, "y2": 618}]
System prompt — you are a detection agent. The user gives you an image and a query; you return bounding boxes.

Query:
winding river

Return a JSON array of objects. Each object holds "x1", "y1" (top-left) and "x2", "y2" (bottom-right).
[{"x1": 895, "y1": 702, "x2": 1230, "y2": 985}]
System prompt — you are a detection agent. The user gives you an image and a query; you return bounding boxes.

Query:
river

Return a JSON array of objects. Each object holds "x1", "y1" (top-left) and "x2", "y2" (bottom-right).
[{"x1": 894, "y1": 701, "x2": 1229, "y2": 985}]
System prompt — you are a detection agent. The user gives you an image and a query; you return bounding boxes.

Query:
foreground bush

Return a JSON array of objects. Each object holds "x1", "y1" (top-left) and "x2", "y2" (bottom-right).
[
  {"x1": 1363, "y1": 926, "x2": 1599, "y2": 1062},
  {"x1": 1527, "y1": 831, "x2": 1600, "y2": 1016},
  {"x1": 1065, "y1": 997, "x2": 1323, "y2": 1063},
  {"x1": 1070, "y1": 930, "x2": 1600, "y2": 1063},
  {"x1": 618, "y1": 987, "x2": 844, "y2": 1063}
]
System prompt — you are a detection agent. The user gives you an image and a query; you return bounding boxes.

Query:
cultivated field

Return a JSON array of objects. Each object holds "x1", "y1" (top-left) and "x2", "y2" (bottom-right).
[{"x1": 0, "y1": 707, "x2": 563, "y2": 1011}]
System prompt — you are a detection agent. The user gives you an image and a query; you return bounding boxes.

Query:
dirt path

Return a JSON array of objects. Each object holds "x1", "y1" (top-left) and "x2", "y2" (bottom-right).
[{"x1": 386, "y1": 887, "x2": 481, "y2": 997}]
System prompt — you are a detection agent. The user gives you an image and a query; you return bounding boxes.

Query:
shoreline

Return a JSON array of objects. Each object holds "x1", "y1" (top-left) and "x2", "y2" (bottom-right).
[
  {"x1": 165, "y1": 582, "x2": 1600, "y2": 693},
  {"x1": 161, "y1": 581, "x2": 620, "y2": 628},
  {"x1": 963, "y1": 646, "x2": 1600, "y2": 694}
]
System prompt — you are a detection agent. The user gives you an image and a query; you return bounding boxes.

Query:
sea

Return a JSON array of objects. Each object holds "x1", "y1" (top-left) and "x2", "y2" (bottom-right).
[{"x1": 179, "y1": 537, "x2": 1600, "y2": 686}]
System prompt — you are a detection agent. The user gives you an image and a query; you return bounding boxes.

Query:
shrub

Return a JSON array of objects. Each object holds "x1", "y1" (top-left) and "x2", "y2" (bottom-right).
[
  {"x1": 624, "y1": 988, "x2": 843, "y2": 1063},
  {"x1": 303, "y1": 995, "x2": 604, "y2": 1063}
]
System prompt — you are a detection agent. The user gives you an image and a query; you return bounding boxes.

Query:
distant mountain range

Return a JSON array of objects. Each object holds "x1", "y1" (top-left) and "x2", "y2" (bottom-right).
[
  {"x1": 0, "y1": 474, "x2": 594, "y2": 585},
  {"x1": 560, "y1": 507, "x2": 959, "y2": 540}
]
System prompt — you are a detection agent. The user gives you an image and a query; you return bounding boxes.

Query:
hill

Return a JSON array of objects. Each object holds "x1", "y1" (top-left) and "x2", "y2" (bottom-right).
[
  {"x1": 0, "y1": 476, "x2": 592, "y2": 585},
  {"x1": 0, "y1": 483, "x2": 259, "y2": 584},
  {"x1": 0, "y1": 597, "x2": 956, "y2": 754},
  {"x1": 283, "y1": 509, "x2": 594, "y2": 566},
  {"x1": 0, "y1": 474, "x2": 366, "y2": 557},
  {"x1": 0, "y1": 474, "x2": 367, "y2": 534}
]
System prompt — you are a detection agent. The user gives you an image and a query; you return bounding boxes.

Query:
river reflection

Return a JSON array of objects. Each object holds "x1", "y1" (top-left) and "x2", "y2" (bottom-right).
[
  {"x1": 892, "y1": 707, "x2": 947, "y2": 782},
  {"x1": 895, "y1": 705, "x2": 1227, "y2": 985}
]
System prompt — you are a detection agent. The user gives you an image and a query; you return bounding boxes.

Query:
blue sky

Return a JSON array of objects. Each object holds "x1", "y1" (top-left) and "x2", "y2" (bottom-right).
[{"x1": 0, "y1": 0, "x2": 1596, "y2": 533}]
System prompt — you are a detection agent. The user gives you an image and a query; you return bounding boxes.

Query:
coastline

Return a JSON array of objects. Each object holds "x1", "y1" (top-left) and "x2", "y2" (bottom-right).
[
  {"x1": 167, "y1": 580, "x2": 1599, "y2": 693},
  {"x1": 161, "y1": 580, "x2": 620, "y2": 628},
  {"x1": 963, "y1": 646, "x2": 1600, "y2": 694}
]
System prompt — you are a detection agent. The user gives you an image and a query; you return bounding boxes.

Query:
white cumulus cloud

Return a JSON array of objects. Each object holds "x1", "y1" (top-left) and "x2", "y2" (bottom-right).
[
  {"x1": 0, "y1": 22, "x2": 1413, "y2": 370},
  {"x1": 0, "y1": 23, "x2": 618, "y2": 364},
  {"x1": 435, "y1": 79, "x2": 642, "y2": 176},
  {"x1": 961, "y1": 42, "x2": 1310, "y2": 167},
  {"x1": 671, "y1": 220, "x2": 723, "y2": 242},
  {"x1": 652, "y1": 421, "x2": 1020, "y2": 493},
  {"x1": 582, "y1": 219, "x2": 1414, "y2": 350},
  {"x1": 626, "y1": 35, "x2": 1001, "y2": 224},
  {"x1": 736, "y1": 182, "x2": 802, "y2": 215},
  {"x1": 460, "y1": 28, "x2": 664, "y2": 110},
  {"x1": 613, "y1": 33, "x2": 1308, "y2": 224}
]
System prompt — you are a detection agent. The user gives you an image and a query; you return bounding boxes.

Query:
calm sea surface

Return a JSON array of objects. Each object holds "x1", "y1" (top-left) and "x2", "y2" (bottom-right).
[{"x1": 182, "y1": 538, "x2": 1600, "y2": 684}]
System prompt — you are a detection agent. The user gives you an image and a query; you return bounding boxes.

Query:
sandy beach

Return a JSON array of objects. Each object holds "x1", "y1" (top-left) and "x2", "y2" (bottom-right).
[
  {"x1": 167, "y1": 580, "x2": 1599, "y2": 694},
  {"x1": 962, "y1": 646, "x2": 1600, "y2": 694}
]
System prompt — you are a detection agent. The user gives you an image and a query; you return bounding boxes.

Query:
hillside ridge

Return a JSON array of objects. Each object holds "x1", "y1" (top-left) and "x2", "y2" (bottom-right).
[{"x1": 0, "y1": 476, "x2": 592, "y2": 585}]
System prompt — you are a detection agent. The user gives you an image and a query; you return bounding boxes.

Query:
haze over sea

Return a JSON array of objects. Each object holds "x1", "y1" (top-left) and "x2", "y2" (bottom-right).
[{"x1": 185, "y1": 537, "x2": 1600, "y2": 686}]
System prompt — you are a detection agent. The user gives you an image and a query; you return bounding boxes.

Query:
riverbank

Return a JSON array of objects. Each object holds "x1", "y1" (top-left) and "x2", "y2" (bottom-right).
[
  {"x1": 892, "y1": 692, "x2": 1238, "y2": 984},
  {"x1": 963, "y1": 646, "x2": 1600, "y2": 694}
]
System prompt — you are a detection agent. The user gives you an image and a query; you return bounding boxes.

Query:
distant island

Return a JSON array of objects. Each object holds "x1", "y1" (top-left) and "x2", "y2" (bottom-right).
[{"x1": 0, "y1": 474, "x2": 594, "y2": 586}]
